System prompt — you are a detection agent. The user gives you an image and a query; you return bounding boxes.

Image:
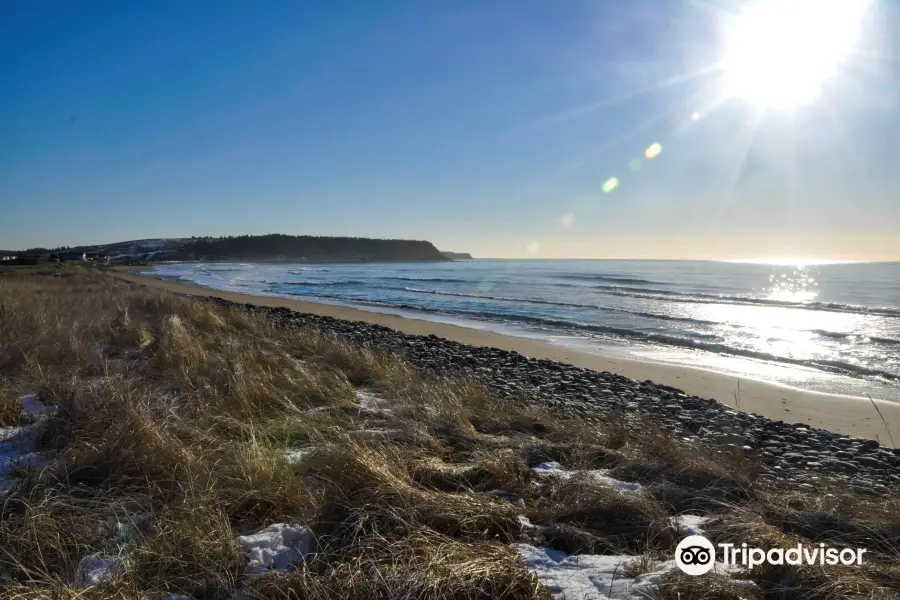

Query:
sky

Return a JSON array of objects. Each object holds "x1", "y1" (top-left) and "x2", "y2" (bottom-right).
[{"x1": 2, "y1": 0, "x2": 899, "y2": 260}]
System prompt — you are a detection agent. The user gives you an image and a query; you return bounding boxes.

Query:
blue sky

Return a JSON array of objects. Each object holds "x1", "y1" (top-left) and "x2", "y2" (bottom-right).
[{"x1": 2, "y1": 0, "x2": 899, "y2": 259}]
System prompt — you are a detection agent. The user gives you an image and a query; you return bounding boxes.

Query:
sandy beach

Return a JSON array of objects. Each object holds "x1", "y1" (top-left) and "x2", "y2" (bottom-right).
[{"x1": 114, "y1": 268, "x2": 900, "y2": 446}]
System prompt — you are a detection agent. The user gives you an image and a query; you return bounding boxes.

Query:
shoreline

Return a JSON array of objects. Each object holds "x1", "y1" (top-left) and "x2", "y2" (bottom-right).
[{"x1": 112, "y1": 268, "x2": 900, "y2": 446}]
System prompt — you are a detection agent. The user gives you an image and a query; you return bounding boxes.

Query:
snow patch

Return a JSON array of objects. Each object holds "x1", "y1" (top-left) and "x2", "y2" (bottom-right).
[
  {"x1": 515, "y1": 545, "x2": 675, "y2": 599},
  {"x1": 351, "y1": 428, "x2": 404, "y2": 438},
  {"x1": 20, "y1": 394, "x2": 56, "y2": 418},
  {"x1": 237, "y1": 523, "x2": 312, "y2": 575},
  {"x1": 532, "y1": 462, "x2": 568, "y2": 476},
  {"x1": 75, "y1": 553, "x2": 127, "y2": 588},
  {"x1": 671, "y1": 514, "x2": 707, "y2": 537},
  {"x1": 115, "y1": 513, "x2": 151, "y2": 543},
  {"x1": 355, "y1": 389, "x2": 392, "y2": 417},
  {"x1": 1, "y1": 395, "x2": 57, "y2": 493},
  {"x1": 517, "y1": 545, "x2": 758, "y2": 599},
  {"x1": 284, "y1": 447, "x2": 314, "y2": 463},
  {"x1": 532, "y1": 462, "x2": 644, "y2": 494}
]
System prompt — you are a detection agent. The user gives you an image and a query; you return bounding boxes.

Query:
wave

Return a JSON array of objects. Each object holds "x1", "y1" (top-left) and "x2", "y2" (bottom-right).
[
  {"x1": 385, "y1": 276, "x2": 466, "y2": 283},
  {"x1": 810, "y1": 330, "x2": 900, "y2": 347},
  {"x1": 592, "y1": 286, "x2": 900, "y2": 318},
  {"x1": 473, "y1": 314, "x2": 900, "y2": 383},
  {"x1": 423, "y1": 304, "x2": 900, "y2": 382},
  {"x1": 304, "y1": 297, "x2": 899, "y2": 381},
  {"x1": 402, "y1": 286, "x2": 593, "y2": 308},
  {"x1": 279, "y1": 291, "x2": 723, "y2": 345},
  {"x1": 318, "y1": 284, "x2": 900, "y2": 349},
  {"x1": 559, "y1": 274, "x2": 664, "y2": 285},
  {"x1": 266, "y1": 279, "x2": 364, "y2": 287},
  {"x1": 274, "y1": 290, "x2": 448, "y2": 314},
  {"x1": 465, "y1": 311, "x2": 723, "y2": 343},
  {"x1": 401, "y1": 287, "x2": 722, "y2": 327}
]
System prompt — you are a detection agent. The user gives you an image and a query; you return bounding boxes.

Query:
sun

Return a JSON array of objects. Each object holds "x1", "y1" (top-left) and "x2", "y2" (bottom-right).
[{"x1": 720, "y1": 0, "x2": 870, "y2": 110}]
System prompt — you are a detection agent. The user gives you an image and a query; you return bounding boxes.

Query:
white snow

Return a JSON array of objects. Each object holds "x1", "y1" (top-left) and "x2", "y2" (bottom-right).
[
  {"x1": 355, "y1": 389, "x2": 392, "y2": 417},
  {"x1": 115, "y1": 513, "x2": 151, "y2": 543},
  {"x1": 532, "y1": 462, "x2": 644, "y2": 494},
  {"x1": 532, "y1": 462, "x2": 569, "y2": 477},
  {"x1": 284, "y1": 447, "x2": 314, "y2": 463},
  {"x1": 671, "y1": 514, "x2": 707, "y2": 537},
  {"x1": 19, "y1": 394, "x2": 56, "y2": 418},
  {"x1": 237, "y1": 523, "x2": 312, "y2": 575},
  {"x1": 516, "y1": 545, "x2": 757, "y2": 600},
  {"x1": 75, "y1": 553, "x2": 127, "y2": 588},
  {"x1": 351, "y1": 428, "x2": 404, "y2": 438},
  {"x1": 515, "y1": 545, "x2": 677, "y2": 600},
  {"x1": 1, "y1": 395, "x2": 57, "y2": 493}
]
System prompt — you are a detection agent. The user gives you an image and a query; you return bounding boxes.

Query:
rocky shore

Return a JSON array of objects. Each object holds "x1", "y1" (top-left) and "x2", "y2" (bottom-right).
[{"x1": 218, "y1": 300, "x2": 900, "y2": 495}]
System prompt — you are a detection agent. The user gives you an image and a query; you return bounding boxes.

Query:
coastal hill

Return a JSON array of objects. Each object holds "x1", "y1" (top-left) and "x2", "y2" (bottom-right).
[
  {"x1": 178, "y1": 234, "x2": 448, "y2": 263},
  {"x1": 441, "y1": 251, "x2": 473, "y2": 260},
  {"x1": 4, "y1": 234, "x2": 459, "y2": 264}
]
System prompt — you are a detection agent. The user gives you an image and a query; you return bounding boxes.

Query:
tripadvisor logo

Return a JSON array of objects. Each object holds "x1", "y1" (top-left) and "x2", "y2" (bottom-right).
[
  {"x1": 675, "y1": 535, "x2": 867, "y2": 576},
  {"x1": 675, "y1": 536, "x2": 716, "y2": 575}
]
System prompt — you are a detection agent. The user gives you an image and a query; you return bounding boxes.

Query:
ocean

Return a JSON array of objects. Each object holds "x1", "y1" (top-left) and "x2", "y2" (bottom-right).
[{"x1": 144, "y1": 260, "x2": 900, "y2": 402}]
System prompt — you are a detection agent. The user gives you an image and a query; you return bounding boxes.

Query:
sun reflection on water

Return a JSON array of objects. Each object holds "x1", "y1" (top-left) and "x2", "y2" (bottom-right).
[
  {"x1": 674, "y1": 265, "x2": 867, "y2": 362},
  {"x1": 764, "y1": 266, "x2": 819, "y2": 303}
]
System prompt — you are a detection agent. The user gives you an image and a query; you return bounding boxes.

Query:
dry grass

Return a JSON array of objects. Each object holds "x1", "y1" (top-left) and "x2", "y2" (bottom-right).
[
  {"x1": 0, "y1": 388, "x2": 20, "y2": 427},
  {"x1": 300, "y1": 440, "x2": 524, "y2": 548},
  {"x1": 526, "y1": 475, "x2": 677, "y2": 555},
  {"x1": 609, "y1": 426, "x2": 762, "y2": 513},
  {"x1": 130, "y1": 503, "x2": 244, "y2": 596},
  {"x1": 0, "y1": 266, "x2": 898, "y2": 599},
  {"x1": 660, "y1": 570, "x2": 763, "y2": 600},
  {"x1": 248, "y1": 529, "x2": 551, "y2": 600},
  {"x1": 703, "y1": 489, "x2": 900, "y2": 599}
]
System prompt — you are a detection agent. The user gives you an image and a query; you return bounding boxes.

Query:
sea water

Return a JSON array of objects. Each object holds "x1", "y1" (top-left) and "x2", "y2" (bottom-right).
[{"x1": 145, "y1": 260, "x2": 900, "y2": 402}]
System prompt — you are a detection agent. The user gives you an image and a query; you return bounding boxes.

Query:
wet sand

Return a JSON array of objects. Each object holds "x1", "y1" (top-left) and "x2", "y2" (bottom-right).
[{"x1": 113, "y1": 268, "x2": 900, "y2": 446}]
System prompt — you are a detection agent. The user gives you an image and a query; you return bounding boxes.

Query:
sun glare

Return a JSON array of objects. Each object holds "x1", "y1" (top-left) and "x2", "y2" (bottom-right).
[
  {"x1": 729, "y1": 258, "x2": 863, "y2": 266},
  {"x1": 721, "y1": 0, "x2": 870, "y2": 110}
]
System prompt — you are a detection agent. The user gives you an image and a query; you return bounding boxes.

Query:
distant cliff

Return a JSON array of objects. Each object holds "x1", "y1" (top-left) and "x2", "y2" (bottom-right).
[
  {"x1": 441, "y1": 251, "x2": 473, "y2": 260},
  {"x1": 177, "y1": 234, "x2": 449, "y2": 263}
]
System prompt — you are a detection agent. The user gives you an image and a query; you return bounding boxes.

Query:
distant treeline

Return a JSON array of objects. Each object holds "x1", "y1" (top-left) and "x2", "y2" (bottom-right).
[
  {"x1": 6, "y1": 246, "x2": 73, "y2": 257},
  {"x1": 183, "y1": 234, "x2": 448, "y2": 262}
]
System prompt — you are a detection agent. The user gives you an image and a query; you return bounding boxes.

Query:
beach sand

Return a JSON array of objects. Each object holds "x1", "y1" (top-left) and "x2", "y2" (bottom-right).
[{"x1": 113, "y1": 269, "x2": 900, "y2": 447}]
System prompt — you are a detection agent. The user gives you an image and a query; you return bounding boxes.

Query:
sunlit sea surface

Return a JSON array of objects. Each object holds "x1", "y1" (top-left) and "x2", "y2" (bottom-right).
[{"x1": 145, "y1": 260, "x2": 900, "y2": 402}]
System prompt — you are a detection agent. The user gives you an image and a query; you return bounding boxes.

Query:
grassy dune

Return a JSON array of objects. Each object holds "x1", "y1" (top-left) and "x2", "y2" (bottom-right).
[{"x1": 0, "y1": 266, "x2": 898, "y2": 599}]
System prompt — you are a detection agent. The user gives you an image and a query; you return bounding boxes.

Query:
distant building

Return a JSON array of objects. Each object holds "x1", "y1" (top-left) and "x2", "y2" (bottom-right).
[{"x1": 55, "y1": 250, "x2": 104, "y2": 261}]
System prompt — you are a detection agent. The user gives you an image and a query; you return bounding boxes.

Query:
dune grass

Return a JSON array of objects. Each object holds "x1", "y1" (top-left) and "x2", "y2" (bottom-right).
[{"x1": 0, "y1": 265, "x2": 897, "y2": 599}]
